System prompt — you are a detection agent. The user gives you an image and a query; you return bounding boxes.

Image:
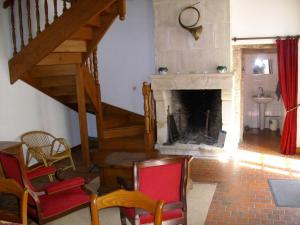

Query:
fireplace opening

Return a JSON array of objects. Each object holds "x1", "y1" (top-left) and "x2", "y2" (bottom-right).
[{"x1": 170, "y1": 90, "x2": 222, "y2": 145}]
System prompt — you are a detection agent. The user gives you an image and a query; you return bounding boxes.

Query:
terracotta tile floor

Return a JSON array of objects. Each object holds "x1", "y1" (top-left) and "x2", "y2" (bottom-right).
[
  {"x1": 191, "y1": 129, "x2": 300, "y2": 225},
  {"x1": 2, "y1": 129, "x2": 300, "y2": 225}
]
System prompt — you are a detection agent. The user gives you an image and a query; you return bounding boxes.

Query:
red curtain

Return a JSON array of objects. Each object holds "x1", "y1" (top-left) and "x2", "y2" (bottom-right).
[{"x1": 276, "y1": 38, "x2": 299, "y2": 155}]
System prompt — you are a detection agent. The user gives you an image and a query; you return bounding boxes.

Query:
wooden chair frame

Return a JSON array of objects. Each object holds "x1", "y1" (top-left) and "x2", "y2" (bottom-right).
[
  {"x1": 0, "y1": 178, "x2": 28, "y2": 224},
  {"x1": 90, "y1": 189, "x2": 164, "y2": 225},
  {"x1": 120, "y1": 156, "x2": 189, "y2": 225},
  {"x1": 21, "y1": 130, "x2": 75, "y2": 172}
]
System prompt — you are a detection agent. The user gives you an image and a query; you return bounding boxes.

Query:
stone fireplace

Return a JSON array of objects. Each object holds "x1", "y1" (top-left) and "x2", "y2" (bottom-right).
[{"x1": 151, "y1": 73, "x2": 238, "y2": 157}]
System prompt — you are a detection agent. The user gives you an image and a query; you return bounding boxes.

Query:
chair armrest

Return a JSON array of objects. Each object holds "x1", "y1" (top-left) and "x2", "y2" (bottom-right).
[
  {"x1": 27, "y1": 166, "x2": 56, "y2": 180},
  {"x1": 51, "y1": 138, "x2": 71, "y2": 156},
  {"x1": 52, "y1": 138, "x2": 70, "y2": 148},
  {"x1": 45, "y1": 177, "x2": 85, "y2": 195}
]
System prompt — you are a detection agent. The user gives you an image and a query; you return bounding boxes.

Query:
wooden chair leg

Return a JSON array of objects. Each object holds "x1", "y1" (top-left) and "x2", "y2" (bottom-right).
[{"x1": 70, "y1": 155, "x2": 76, "y2": 171}]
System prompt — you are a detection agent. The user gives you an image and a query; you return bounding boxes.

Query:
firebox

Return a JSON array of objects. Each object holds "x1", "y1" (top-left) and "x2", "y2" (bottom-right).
[{"x1": 170, "y1": 90, "x2": 222, "y2": 145}]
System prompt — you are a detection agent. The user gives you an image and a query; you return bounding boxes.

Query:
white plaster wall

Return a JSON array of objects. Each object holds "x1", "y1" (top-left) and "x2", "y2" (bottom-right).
[
  {"x1": 0, "y1": 8, "x2": 80, "y2": 147},
  {"x1": 230, "y1": 0, "x2": 300, "y2": 146},
  {"x1": 98, "y1": 0, "x2": 155, "y2": 115}
]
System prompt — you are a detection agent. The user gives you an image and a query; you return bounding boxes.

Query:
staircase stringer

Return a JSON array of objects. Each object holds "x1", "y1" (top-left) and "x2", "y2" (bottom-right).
[
  {"x1": 82, "y1": 3, "x2": 120, "y2": 62},
  {"x1": 8, "y1": 0, "x2": 118, "y2": 84}
]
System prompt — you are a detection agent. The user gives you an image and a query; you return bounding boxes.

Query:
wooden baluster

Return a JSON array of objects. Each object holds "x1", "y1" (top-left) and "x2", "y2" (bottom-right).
[
  {"x1": 89, "y1": 55, "x2": 93, "y2": 76},
  {"x1": 26, "y1": 0, "x2": 33, "y2": 42},
  {"x1": 143, "y1": 82, "x2": 151, "y2": 134},
  {"x1": 63, "y1": 0, "x2": 67, "y2": 12},
  {"x1": 35, "y1": 0, "x2": 41, "y2": 33},
  {"x1": 93, "y1": 49, "x2": 99, "y2": 83},
  {"x1": 44, "y1": 0, "x2": 49, "y2": 27},
  {"x1": 118, "y1": 0, "x2": 126, "y2": 20},
  {"x1": 10, "y1": 0, "x2": 17, "y2": 55},
  {"x1": 53, "y1": 0, "x2": 58, "y2": 20},
  {"x1": 18, "y1": 0, "x2": 25, "y2": 48}
]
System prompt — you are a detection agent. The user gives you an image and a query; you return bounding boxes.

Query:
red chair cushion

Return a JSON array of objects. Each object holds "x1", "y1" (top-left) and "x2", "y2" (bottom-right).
[
  {"x1": 44, "y1": 177, "x2": 85, "y2": 195},
  {"x1": 27, "y1": 166, "x2": 56, "y2": 180},
  {"x1": 39, "y1": 187, "x2": 89, "y2": 219},
  {"x1": 139, "y1": 163, "x2": 182, "y2": 203},
  {"x1": 123, "y1": 208, "x2": 183, "y2": 224}
]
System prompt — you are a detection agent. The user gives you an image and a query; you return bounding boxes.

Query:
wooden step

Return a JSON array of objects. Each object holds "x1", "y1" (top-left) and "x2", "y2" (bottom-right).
[
  {"x1": 61, "y1": 95, "x2": 78, "y2": 104},
  {"x1": 70, "y1": 27, "x2": 93, "y2": 40},
  {"x1": 54, "y1": 40, "x2": 87, "y2": 53},
  {"x1": 37, "y1": 53, "x2": 82, "y2": 66},
  {"x1": 43, "y1": 85, "x2": 76, "y2": 97},
  {"x1": 86, "y1": 15, "x2": 101, "y2": 27},
  {"x1": 103, "y1": 125, "x2": 144, "y2": 139},
  {"x1": 35, "y1": 75, "x2": 75, "y2": 88},
  {"x1": 30, "y1": 65, "x2": 77, "y2": 78},
  {"x1": 98, "y1": 136, "x2": 145, "y2": 151},
  {"x1": 103, "y1": 103, "x2": 134, "y2": 116},
  {"x1": 103, "y1": 114, "x2": 129, "y2": 129}
]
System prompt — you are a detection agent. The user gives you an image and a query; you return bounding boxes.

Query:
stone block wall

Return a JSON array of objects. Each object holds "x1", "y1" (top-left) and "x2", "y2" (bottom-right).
[{"x1": 153, "y1": 0, "x2": 230, "y2": 74}]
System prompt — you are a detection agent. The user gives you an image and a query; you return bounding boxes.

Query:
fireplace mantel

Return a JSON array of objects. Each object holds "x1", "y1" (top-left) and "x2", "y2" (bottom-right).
[
  {"x1": 151, "y1": 72, "x2": 238, "y2": 157},
  {"x1": 151, "y1": 73, "x2": 234, "y2": 90}
]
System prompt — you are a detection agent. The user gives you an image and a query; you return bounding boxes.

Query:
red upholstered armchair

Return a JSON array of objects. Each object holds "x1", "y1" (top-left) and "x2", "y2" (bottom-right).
[
  {"x1": 0, "y1": 146, "x2": 90, "y2": 225},
  {"x1": 119, "y1": 157, "x2": 189, "y2": 225}
]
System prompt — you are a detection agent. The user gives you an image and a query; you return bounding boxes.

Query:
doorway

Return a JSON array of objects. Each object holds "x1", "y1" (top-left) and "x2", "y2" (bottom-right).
[{"x1": 233, "y1": 44, "x2": 284, "y2": 153}]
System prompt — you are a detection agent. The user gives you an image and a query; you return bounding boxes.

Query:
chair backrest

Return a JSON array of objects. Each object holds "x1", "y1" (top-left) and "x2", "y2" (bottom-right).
[
  {"x1": 21, "y1": 131, "x2": 55, "y2": 149},
  {"x1": 134, "y1": 157, "x2": 188, "y2": 206},
  {"x1": 0, "y1": 178, "x2": 28, "y2": 224},
  {"x1": 21, "y1": 131, "x2": 57, "y2": 165},
  {"x1": 0, "y1": 150, "x2": 37, "y2": 193},
  {"x1": 90, "y1": 189, "x2": 164, "y2": 225}
]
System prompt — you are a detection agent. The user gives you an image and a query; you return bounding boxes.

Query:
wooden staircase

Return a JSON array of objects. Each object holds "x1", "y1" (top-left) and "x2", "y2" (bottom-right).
[{"x1": 3, "y1": 0, "x2": 156, "y2": 167}]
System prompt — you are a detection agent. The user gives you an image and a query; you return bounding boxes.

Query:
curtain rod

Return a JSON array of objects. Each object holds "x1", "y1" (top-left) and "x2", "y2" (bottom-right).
[{"x1": 232, "y1": 35, "x2": 300, "y2": 42}]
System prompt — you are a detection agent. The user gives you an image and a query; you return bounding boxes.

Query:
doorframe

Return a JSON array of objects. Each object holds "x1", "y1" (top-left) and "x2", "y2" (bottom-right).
[{"x1": 232, "y1": 44, "x2": 277, "y2": 142}]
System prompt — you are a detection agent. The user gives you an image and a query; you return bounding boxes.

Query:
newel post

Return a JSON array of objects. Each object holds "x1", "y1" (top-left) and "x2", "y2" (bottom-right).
[{"x1": 143, "y1": 82, "x2": 156, "y2": 152}]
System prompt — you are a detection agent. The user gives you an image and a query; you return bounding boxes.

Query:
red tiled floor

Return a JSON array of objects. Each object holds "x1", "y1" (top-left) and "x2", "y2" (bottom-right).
[
  {"x1": 2, "y1": 129, "x2": 300, "y2": 225},
  {"x1": 191, "y1": 129, "x2": 300, "y2": 225}
]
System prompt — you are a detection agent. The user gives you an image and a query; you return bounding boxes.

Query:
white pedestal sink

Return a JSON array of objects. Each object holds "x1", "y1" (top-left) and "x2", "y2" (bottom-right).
[{"x1": 252, "y1": 96, "x2": 273, "y2": 130}]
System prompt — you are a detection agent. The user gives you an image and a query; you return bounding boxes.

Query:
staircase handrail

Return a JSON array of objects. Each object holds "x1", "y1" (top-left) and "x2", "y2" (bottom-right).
[{"x1": 4, "y1": 0, "x2": 123, "y2": 84}]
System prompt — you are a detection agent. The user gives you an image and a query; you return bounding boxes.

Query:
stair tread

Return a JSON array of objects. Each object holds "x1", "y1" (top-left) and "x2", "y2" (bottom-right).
[
  {"x1": 54, "y1": 40, "x2": 87, "y2": 53},
  {"x1": 104, "y1": 124, "x2": 144, "y2": 131},
  {"x1": 36, "y1": 75, "x2": 76, "y2": 87},
  {"x1": 37, "y1": 53, "x2": 82, "y2": 66},
  {"x1": 99, "y1": 135, "x2": 145, "y2": 151},
  {"x1": 30, "y1": 64, "x2": 77, "y2": 77},
  {"x1": 102, "y1": 135, "x2": 144, "y2": 143},
  {"x1": 86, "y1": 15, "x2": 101, "y2": 27},
  {"x1": 103, "y1": 124, "x2": 144, "y2": 139},
  {"x1": 103, "y1": 114, "x2": 129, "y2": 129},
  {"x1": 70, "y1": 27, "x2": 93, "y2": 40}
]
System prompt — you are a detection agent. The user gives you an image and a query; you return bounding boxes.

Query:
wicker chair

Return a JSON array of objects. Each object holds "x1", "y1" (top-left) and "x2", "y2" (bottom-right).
[{"x1": 21, "y1": 131, "x2": 75, "y2": 172}]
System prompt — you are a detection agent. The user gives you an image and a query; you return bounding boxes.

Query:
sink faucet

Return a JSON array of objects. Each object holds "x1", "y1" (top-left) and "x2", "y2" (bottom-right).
[{"x1": 257, "y1": 87, "x2": 264, "y2": 97}]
